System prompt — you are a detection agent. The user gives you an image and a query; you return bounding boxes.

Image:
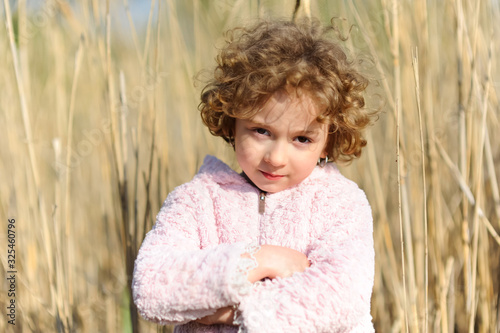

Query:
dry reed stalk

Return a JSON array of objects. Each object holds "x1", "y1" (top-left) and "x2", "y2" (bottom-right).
[
  {"x1": 132, "y1": 0, "x2": 155, "y2": 253},
  {"x1": 53, "y1": 138, "x2": 68, "y2": 332},
  {"x1": 103, "y1": 3, "x2": 127, "y2": 297},
  {"x1": 140, "y1": 0, "x2": 162, "y2": 247},
  {"x1": 347, "y1": 0, "x2": 396, "y2": 112},
  {"x1": 411, "y1": 48, "x2": 428, "y2": 333},
  {"x1": 397, "y1": 99, "x2": 410, "y2": 333},
  {"x1": 390, "y1": 1, "x2": 420, "y2": 331},
  {"x1": 347, "y1": 1, "x2": 401, "y2": 315},
  {"x1": 141, "y1": 0, "x2": 157, "y2": 64},
  {"x1": 165, "y1": 0, "x2": 196, "y2": 176},
  {"x1": 18, "y1": 0, "x2": 31, "y2": 102},
  {"x1": 56, "y1": 0, "x2": 84, "y2": 36},
  {"x1": 117, "y1": 69, "x2": 140, "y2": 333},
  {"x1": 121, "y1": 1, "x2": 163, "y2": 330},
  {"x1": 400, "y1": 167, "x2": 418, "y2": 328},
  {"x1": 123, "y1": 0, "x2": 143, "y2": 65},
  {"x1": 63, "y1": 34, "x2": 85, "y2": 331},
  {"x1": 2, "y1": 0, "x2": 39, "y2": 197},
  {"x1": 455, "y1": 0, "x2": 473, "y2": 322},
  {"x1": 469, "y1": 198, "x2": 480, "y2": 333},
  {"x1": 103, "y1": 2, "x2": 135, "y2": 331},
  {"x1": 3, "y1": 0, "x2": 60, "y2": 330},
  {"x1": 49, "y1": 15, "x2": 69, "y2": 332},
  {"x1": 434, "y1": 139, "x2": 500, "y2": 247},
  {"x1": 364, "y1": 138, "x2": 396, "y2": 329},
  {"x1": 345, "y1": 7, "x2": 406, "y2": 326},
  {"x1": 484, "y1": 130, "x2": 500, "y2": 225},
  {"x1": 419, "y1": 32, "x2": 449, "y2": 331},
  {"x1": 366, "y1": 130, "x2": 400, "y2": 291},
  {"x1": 303, "y1": 0, "x2": 311, "y2": 18},
  {"x1": 93, "y1": 2, "x2": 108, "y2": 76},
  {"x1": 106, "y1": 2, "x2": 123, "y2": 184},
  {"x1": 468, "y1": 38, "x2": 493, "y2": 333},
  {"x1": 293, "y1": 0, "x2": 311, "y2": 20}
]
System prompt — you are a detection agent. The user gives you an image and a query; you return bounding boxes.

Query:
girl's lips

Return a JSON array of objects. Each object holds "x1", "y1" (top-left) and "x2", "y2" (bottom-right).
[{"x1": 260, "y1": 171, "x2": 284, "y2": 180}]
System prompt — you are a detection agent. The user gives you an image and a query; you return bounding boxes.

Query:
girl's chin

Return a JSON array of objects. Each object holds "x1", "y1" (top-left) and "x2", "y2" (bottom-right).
[{"x1": 255, "y1": 181, "x2": 288, "y2": 193}]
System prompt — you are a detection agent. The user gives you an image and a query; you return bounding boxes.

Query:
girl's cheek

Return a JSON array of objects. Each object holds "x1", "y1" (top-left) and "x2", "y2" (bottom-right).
[{"x1": 238, "y1": 140, "x2": 259, "y2": 155}]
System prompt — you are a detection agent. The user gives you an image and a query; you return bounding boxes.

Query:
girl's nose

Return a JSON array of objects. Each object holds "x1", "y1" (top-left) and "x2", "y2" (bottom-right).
[{"x1": 264, "y1": 141, "x2": 287, "y2": 167}]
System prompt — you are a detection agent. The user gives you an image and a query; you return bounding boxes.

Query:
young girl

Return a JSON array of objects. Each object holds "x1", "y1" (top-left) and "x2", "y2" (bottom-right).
[{"x1": 133, "y1": 18, "x2": 377, "y2": 333}]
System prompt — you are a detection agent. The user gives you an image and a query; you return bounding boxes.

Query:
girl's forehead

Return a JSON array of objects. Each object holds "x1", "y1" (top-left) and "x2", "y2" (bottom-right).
[
  {"x1": 250, "y1": 90, "x2": 326, "y2": 130},
  {"x1": 261, "y1": 89, "x2": 321, "y2": 117}
]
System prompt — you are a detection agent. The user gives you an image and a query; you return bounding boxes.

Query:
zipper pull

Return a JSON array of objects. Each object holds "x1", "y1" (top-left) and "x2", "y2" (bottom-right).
[{"x1": 259, "y1": 191, "x2": 266, "y2": 214}]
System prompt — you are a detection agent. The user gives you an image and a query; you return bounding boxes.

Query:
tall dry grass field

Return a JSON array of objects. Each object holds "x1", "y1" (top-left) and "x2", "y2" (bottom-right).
[{"x1": 0, "y1": 0, "x2": 498, "y2": 332}]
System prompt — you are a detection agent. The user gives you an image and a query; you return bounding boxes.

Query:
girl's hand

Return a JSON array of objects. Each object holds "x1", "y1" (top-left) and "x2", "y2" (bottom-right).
[
  {"x1": 196, "y1": 306, "x2": 236, "y2": 326},
  {"x1": 244, "y1": 244, "x2": 310, "y2": 283},
  {"x1": 196, "y1": 246, "x2": 309, "y2": 326}
]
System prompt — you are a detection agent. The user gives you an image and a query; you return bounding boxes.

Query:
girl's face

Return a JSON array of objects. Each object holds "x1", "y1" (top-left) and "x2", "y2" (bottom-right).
[{"x1": 234, "y1": 90, "x2": 328, "y2": 193}]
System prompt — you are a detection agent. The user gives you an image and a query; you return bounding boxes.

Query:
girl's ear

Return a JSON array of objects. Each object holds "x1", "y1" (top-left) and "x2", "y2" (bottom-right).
[{"x1": 320, "y1": 136, "x2": 329, "y2": 159}]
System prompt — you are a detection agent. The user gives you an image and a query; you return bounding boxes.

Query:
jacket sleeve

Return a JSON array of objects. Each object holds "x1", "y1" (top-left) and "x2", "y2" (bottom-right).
[
  {"x1": 234, "y1": 187, "x2": 375, "y2": 333},
  {"x1": 132, "y1": 182, "x2": 255, "y2": 325}
]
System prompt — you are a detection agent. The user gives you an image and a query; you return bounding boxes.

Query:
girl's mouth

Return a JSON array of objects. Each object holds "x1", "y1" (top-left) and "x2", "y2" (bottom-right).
[{"x1": 260, "y1": 171, "x2": 284, "y2": 180}]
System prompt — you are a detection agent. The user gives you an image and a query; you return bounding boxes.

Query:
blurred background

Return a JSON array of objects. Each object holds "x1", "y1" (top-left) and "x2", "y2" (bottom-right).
[{"x1": 0, "y1": 0, "x2": 499, "y2": 332}]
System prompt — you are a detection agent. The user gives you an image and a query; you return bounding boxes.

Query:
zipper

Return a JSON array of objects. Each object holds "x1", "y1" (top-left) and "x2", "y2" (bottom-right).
[
  {"x1": 240, "y1": 172, "x2": 267, "y2": 215},
  {"x1": 259, "y1": 191, "x2": 266, "y2": 214}
]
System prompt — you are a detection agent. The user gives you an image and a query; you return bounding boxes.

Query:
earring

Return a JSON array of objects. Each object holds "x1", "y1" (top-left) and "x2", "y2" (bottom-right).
[{"x1": 318, "y1": 156, "x2": 328, "y2": 167}]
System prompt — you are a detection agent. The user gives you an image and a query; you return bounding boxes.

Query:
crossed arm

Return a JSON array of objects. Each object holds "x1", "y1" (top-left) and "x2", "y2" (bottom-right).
[{"x1": 196, "y1": 245, "x2": 310, "y2": 325}]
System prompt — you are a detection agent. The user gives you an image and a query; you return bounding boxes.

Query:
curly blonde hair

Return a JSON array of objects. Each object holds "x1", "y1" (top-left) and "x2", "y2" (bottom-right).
[{"x1": 199, "y1": 18, "x2": 376, "y2": 162}]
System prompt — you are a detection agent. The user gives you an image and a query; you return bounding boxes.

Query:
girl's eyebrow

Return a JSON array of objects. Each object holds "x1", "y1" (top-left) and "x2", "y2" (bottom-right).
[
  {"x1": 246, "y1": 119, "x2": 323, "y2": 136},
  {"x1": 297, "y1": 128, "x2": 322, "y2": 136},
  {"x1": 293, "y1": 128, "x2": 325, "y2": 140},
  {"x1": 245, "y1": 119, "x2": 267, "y2": 127},
  {"x1": 245, "y1": 119, "x2": 281, "y2": 130}
]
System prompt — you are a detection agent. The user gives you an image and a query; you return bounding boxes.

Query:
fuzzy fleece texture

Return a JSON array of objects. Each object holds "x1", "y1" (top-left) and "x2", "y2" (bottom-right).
[{"x1": 132, "y1": 155, "x2": 375, "y2": 332}]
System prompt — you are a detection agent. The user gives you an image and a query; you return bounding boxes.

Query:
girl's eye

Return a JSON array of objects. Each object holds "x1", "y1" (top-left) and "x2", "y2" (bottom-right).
[
  {"x1": 295, "y1": 136, "x2": 312, "y2": 144},
  {"x1": 254, "y1": 128, "x2": 269, "y2": 136}
]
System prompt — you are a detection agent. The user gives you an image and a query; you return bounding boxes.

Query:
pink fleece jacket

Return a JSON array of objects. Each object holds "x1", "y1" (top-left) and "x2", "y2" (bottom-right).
[{"x1": 132, "y1": 155, "x2": 375, "y2": 332}]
